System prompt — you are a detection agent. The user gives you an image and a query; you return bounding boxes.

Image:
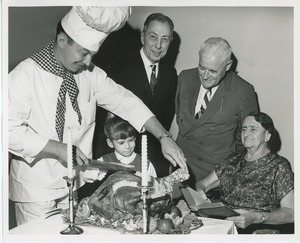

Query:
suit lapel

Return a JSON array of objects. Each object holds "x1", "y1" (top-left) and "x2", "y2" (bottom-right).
[
  {"x1": 179, "y1": 73, "x2": 202, "y2": 135},
  {"x1": 184, "y1": 78, "x2": 228, "y2": 134},
  {"x1": 189, "y1": 74, "x2": 202, "y2": 117}
]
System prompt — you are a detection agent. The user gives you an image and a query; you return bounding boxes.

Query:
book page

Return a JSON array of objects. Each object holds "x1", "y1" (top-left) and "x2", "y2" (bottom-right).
[{"x1": 180, "y1": 187, "x2": 211, "y2": 210}]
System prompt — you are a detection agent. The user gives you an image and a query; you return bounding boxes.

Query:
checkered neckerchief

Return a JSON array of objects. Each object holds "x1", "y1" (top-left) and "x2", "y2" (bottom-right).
[{"x1": 30, "y1": 41, "x2": 82, "y2": 142}]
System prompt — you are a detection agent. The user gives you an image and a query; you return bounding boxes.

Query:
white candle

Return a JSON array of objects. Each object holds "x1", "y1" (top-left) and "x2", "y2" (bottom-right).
[
  {"x1": 141, "y1": 134, "x2": 148, "y2": 187},
  {"x1": 67, "y1": 128, "x2": 73, "y2": 178}
]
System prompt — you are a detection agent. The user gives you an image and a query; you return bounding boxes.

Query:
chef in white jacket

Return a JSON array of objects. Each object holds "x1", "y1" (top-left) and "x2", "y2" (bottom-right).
[{"x1": 8, "y1": 6, "x2": 187, "y2": 226}]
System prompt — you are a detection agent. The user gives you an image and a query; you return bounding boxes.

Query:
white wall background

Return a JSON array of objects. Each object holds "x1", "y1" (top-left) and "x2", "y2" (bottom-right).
[
  {"x1": 7, "y1": 5, "x2": 294, "y2": 169},
  {"x1": 128, "y1": 6, "x2": 294, "y2": 169}
]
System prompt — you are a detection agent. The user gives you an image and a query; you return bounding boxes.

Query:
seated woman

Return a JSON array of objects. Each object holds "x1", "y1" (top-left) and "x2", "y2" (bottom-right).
[{"x1": 196, "y1": 112, "x2": 294, "y2": 234}]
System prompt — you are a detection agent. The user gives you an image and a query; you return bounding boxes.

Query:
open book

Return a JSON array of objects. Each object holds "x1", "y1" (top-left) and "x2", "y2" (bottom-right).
[{"x1": 180, "y1": 186, "x2": 239, "y2": 219}]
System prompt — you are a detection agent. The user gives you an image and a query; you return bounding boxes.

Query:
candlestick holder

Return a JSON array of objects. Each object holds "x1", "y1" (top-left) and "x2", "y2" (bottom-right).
[
  {"x1": 60, "y1": 176, "x2": 83, "y2": 235},
  {"x1": 140, "y1": 185, "x2": 151, "y2": 234}
]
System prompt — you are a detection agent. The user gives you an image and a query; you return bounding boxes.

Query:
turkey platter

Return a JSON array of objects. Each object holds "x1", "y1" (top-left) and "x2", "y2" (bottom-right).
[{"x1": 64, "y1": 169, "x2": 203, "y2": 234}]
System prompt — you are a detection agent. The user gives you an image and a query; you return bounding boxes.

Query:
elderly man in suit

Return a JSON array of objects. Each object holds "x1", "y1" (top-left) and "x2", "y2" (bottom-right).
[
  {"x1": 94, "y1": 13, "x2": 177, "y2": 177},
  {"x1": 175, "y1": 37, "x2": 259, "y2": 187}
]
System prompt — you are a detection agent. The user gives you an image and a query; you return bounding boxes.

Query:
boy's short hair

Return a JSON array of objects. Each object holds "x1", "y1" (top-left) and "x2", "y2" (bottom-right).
[{"x1": 104, "y1": 115, "x2": 137, "y2": 140}]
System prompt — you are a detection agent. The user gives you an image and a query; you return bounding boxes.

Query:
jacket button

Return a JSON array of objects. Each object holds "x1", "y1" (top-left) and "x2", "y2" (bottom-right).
[{"x1": 197, "y1": 157, "x2": 202, "y2": 161}]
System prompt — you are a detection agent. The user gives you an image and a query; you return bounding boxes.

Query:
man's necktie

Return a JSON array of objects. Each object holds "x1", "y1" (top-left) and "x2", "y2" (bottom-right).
[
  {"x1": 55, "y1": 72, "x2": 82, "y2": 142},
  {"x1": 150, "y1": 65, "x2": 157, "y2": 94},
  {"x1": 196, "y1": 90, "x2": 210, "y2": 119},
  {"x1": 30, "y1": 41, "x2": 82, "y2": 142}
]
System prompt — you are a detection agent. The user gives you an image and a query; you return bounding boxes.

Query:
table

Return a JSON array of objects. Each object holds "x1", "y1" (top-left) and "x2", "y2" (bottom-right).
[{"x1": 8, "y1": 213, "x2": 237, "y2": 239}]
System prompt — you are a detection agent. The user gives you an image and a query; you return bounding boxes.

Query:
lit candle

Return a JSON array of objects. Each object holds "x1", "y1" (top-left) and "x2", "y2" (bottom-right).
[
  {"x1": 67, "y1": 128, "x2": 73, "y2": 178},
  {"x1": 141, "y1": 134, "x2": 148, "y2": 187}
]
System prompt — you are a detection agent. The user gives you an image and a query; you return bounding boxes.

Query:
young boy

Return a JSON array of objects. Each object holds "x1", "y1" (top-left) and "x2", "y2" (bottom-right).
[{"x1": 82, "y1": 114, "x2": 157, "y2": 182}]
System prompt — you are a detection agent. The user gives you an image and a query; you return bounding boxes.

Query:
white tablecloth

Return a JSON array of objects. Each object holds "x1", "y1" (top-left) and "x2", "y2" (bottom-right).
[{"x1": 8, "y1": 213, "x2": 237, "y2": 240}]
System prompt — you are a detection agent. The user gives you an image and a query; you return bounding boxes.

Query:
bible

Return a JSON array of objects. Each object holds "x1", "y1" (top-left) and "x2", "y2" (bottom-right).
[{"x1": 180, "y1": 186, "x2": 239, "y2": 219}]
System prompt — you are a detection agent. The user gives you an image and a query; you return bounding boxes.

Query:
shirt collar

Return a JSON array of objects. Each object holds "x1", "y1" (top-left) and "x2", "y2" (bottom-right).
[
  {"x1": 114, "y1": 151, "x2": 137, "y2": 164},
  {"x1": 200, "y1": 85, "x2": 219, "y2": 97},
  {"x1": 140, "y1": 47, "x2": 157, "y2": 69}
]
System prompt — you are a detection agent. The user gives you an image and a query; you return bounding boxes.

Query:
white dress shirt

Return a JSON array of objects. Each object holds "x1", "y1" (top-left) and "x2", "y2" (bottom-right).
[
  {"x1": 194, "y1": 85, "x2": 219, "y2": 115},
  {"x1": 140, "y1": 48, "x2": 158, "y2": 83}
]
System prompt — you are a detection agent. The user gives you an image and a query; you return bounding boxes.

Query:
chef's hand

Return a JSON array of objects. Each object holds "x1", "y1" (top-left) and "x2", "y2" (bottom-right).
[
  {"x1": 38, "y1": 139, "x2": 89, "y2": 167},
  {"x1": 59, "y1": 144, "x2": 89, "y2": 168},
  {"x1": 72, "y1": 145, "x2": 90, "y2": 167},
  {"x1": 226, "y1": 209, "x2": 255, "y2": 229},
  {"x1": 160, "y1": 136, "x2": 188, "y2": 173},
  {"x1": 143, "y1": 116, "x2": 188, "y2": 173}
]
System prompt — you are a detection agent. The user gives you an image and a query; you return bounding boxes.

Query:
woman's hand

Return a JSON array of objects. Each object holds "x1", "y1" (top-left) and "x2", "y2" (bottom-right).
[
  {"x1": 226, "y1": 189, "x2": 294, "y2": 228},
  {"x1": 195, "y1": 171, "x2": 220, "y2": 193},
  {"x1": 226, "y1": 209, "x2": 256, "y2": 229}
]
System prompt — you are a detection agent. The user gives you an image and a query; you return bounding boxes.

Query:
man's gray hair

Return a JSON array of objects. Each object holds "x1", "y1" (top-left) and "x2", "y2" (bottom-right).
[{"x1": 200, "y1": 37, "x2": 232, "y2": 62}]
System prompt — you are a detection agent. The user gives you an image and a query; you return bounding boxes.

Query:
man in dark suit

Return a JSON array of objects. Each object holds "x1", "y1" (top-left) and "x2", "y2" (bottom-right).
[
  {"x1": 94, "y1": 13, "x2": 177, "y2": 177},
  {"x1": 175, "y1": 37, "x2": 259, "y2": 188}
]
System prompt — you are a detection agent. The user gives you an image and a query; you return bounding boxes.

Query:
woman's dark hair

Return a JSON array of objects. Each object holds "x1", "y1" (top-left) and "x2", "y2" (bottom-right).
[
  {"x1": 56, "y1": 21, "x2": 74, "y2": 44},
  {"x1": 143, "y1": 13, "x2": 174, "y2": 35},
  {"x1": 104, "y1": 115, "x2": 137, "y2": 141},
  {"x1": 247, "y1": 111, "x2": 281, "y2": 152}
]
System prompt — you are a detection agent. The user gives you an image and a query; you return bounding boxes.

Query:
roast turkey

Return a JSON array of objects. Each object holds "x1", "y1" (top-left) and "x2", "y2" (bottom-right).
[{"x1": 76, "y1": 169, "x2": 189, "y2": 223}]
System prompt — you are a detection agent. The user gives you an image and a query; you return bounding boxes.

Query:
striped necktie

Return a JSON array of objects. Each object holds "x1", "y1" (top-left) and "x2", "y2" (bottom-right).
[
  {"x1": 195, "y1": 90, "x2": 210, "y2": 119},
  {"x1": 150, "y1": 64, "x2": 157, "y2": 94}
]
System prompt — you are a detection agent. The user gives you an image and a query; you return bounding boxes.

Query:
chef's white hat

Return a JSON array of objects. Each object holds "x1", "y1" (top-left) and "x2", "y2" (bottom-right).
[{"x1": 61, "y1": 6, "x2": 131, "y2": 52}]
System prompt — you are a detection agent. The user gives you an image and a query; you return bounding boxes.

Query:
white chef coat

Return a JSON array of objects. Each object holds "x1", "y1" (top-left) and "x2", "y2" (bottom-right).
[{"x1": 8, "y1": 58, "x2": 154, "y2": 202}]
